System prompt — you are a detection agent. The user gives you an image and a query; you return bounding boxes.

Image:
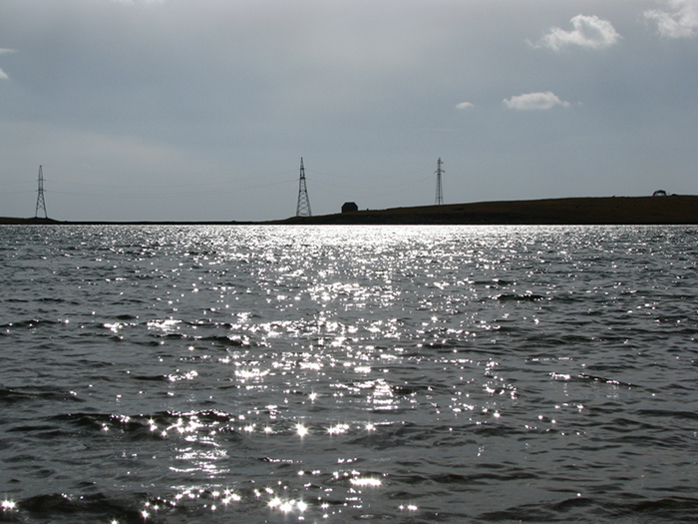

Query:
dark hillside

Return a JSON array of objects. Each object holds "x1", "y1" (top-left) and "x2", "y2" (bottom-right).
[
  {"x1": 2, "y1": 195, "x2": 696, "y2": 225},
  {"x1": 278, "y1": 196, "x2": 698, "y2": 225}
]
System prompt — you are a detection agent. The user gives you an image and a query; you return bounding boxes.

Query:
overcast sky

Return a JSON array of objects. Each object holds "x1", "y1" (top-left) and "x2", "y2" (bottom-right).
[{"x1": 1, "y1": 0, "x2": 697, "y2": 221}]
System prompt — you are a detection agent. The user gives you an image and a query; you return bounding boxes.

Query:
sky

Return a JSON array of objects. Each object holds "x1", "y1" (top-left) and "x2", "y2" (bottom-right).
[{"x1": 1, "y1": 0, "x2": 697, "y2": 222}]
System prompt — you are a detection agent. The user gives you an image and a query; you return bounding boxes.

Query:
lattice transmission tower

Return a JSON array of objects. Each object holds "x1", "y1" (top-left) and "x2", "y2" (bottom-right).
[
  {"x1": 435, "y1": 157, "x2": 444, "y2": 205},
  {"x1": 296, "y1": 157, "x2": 312, "y2": 217},
  {"x1": 35, "y1": 165, "x2": 48, "y2": 219}
]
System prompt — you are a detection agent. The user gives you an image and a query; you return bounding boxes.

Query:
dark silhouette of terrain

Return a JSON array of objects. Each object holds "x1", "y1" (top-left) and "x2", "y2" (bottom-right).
[
  {"x1": 278, "y1": 196, "x2": 698, "y2": 225},
  {"x1": 2, "y1": 195, "x2": 697, "y2": 225},
  {"x1": 0, "y1": 216, "x2": 60, "y2": 225}
]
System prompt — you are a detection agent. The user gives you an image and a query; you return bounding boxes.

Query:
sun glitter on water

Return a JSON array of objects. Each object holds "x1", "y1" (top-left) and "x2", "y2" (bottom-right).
[{"x1": 295, "y1": 423, "x2": 309, "y2": 437}]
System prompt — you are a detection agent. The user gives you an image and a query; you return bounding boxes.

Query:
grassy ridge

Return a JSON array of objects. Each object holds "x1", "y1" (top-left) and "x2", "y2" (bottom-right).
[
  {"x1": 279, "y1": 196, "x2": 698, "y2": 225},
  {"x1": 2, "y1": 195, "x2": 697, "y2": 225},
  {"x1": 0, "y1": 216, "x2": 61, "y2": 225}
]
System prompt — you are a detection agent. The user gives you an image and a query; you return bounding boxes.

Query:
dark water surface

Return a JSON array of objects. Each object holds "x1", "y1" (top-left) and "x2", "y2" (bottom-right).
[{"x1": 1, "y1": 225, "x2": 697, "y2": 523}]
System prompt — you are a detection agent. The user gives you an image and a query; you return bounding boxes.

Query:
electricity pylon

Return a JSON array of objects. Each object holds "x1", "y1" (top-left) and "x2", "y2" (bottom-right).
[
  {"x1": 35, "y1": 165, "x2": 48, "y2": 218},
  {"x1": 296, "y1": 157, "x2": 312, "y2": 217},
  {"x1": 435, "y1": 157, "x2": 444, "y2": 205}
]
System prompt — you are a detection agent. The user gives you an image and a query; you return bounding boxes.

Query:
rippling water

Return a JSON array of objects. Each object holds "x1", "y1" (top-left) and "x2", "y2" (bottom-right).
[{"x1": 1, "y1": 225, "x2": 697, "y2": 523}]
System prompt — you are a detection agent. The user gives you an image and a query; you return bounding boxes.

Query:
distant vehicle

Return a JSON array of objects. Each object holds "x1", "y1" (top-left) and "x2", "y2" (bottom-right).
[{"x1": 653, "y1": 190, "x2": 667, "y2": 196}]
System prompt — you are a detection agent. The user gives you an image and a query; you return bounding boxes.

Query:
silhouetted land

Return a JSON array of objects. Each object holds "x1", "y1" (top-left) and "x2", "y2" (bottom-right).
[
  {"x1": 0, "y1": 216, "x2": 61, "y2": 225},
  {"x1": 278, "y1": 195, "x2": 698, "y2": 225},
  {"x1": 2, "y1": 196, "x2": 697, "y2": 226}
]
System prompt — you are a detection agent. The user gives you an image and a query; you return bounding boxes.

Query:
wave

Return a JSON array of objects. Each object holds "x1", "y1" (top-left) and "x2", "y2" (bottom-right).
[
  {"x1": 0, "y1": 386, "x2": 84, "y2": 405},
  {"x1": 479, "y1": 495, "x2": 698, "y2": 523}
]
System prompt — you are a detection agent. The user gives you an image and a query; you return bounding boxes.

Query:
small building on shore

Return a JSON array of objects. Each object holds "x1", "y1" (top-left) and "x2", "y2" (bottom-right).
[{"x1": 342, "y1": 202, "x2": 359, "y2": 213}]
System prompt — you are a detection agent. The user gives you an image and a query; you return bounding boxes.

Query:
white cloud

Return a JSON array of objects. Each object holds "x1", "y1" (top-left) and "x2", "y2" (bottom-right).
[
  {"x1": 531, "y1": 14, "x2": 621, "y2": 51},
  {"x1": 456, "y1": 102, "x2": 474, "y2": 110},
  {"x1": 0, "y1": 49, "x2": 15, "y2": 80},
  {"x1": 645, "y1": 0, "x2": 698, "y2": 38},
  {"x1": 503, "y1": 91, "x2": 570, "y2": 111}
]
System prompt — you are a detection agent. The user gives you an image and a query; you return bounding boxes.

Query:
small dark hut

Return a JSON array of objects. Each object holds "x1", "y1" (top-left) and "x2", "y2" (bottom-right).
[{"x1": 342, "y1": 202, "x2": 359, "y2": 213}]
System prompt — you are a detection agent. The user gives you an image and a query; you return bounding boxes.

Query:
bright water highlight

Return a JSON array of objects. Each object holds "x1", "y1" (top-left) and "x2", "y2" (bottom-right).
[{"x1": 1, "y1": 225, "x2": 697, "y2": 523}]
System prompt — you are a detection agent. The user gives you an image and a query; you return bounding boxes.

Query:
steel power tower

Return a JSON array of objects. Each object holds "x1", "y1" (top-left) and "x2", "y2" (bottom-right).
[
  {"x1": 435, "y1": 157, "x2": 444, "y2": 205},
  {"x1": 295, "y1": 157, "x2": 312, "y2": 217},
  {"x1": 35, "y1": 165, "x2": 48, "y2": 219}
]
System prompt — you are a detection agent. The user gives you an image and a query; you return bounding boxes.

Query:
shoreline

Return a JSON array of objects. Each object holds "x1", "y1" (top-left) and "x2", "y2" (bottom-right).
[{"x1": 2, "y1": 195, "x2": 697, "y2": 226}]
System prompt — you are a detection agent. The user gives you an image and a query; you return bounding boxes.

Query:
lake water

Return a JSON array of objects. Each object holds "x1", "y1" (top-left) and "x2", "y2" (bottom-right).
[{"x1": 1, "y1": 225, "x2": 697, "y2": 523}]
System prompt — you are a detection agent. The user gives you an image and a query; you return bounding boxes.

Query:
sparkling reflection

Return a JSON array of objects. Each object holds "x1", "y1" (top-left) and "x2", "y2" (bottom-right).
[
  {"x1": 6, "y1": 225, "x2": 688, "y2": 521},
  {"x1": 350, "y1": 477, "x2": 382, "y2": 487}
]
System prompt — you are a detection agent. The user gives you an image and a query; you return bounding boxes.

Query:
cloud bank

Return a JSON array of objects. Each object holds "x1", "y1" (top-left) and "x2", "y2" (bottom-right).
[
  {"x1": 503, "y1": 92, "x2": 571, "y2": 111},
  {"x1": 456, "y1": 102, "x2": 474, "y2": 110},
  {"x1": 645, "y1": 0, "x2": 698, "y2": 38},
  {"x1": 532, "y1": 14, "x2": 621, "y2": 51}
]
